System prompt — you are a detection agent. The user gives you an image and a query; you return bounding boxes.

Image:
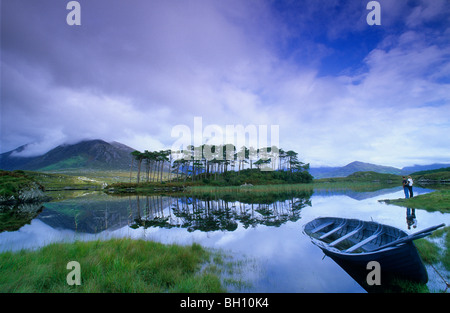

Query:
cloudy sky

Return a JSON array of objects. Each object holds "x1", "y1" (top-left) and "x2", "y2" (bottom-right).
[{"x1": 1, "y1": 0, "x2": 449, "y2": 167}]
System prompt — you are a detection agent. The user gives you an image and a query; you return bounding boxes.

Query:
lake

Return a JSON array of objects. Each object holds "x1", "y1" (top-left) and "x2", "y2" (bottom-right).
[{"x1": 1, "y1": 185, "x2": 449, "y2": 293}]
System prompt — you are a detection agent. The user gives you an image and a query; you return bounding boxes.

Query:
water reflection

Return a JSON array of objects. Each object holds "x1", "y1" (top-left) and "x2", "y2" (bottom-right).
[
  {"x1": 39, "y1": 194, "x2": 132, "y2": 233},
  {"x1": 1, "y1": 185, "x2": 449, "y2": 292},
  {"x1": 313, "y1": 186, "x2": 420, "y2": 200},
  {"x1": 131, "y1": 192, "x2": 312, "y2": 232},
  {"x1": 0, "y1": 203, "x2": 44, "y2": 233},
  {"x1": 406, "y1": 208, "x2": 417, "y2": 230},
  {"x1": 26, "y1": 191, "x2": 313, "y2": 235}
]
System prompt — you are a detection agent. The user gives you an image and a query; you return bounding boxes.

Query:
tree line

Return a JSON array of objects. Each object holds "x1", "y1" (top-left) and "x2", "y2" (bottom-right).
[{"x1": 129, "y1": 144, "x2": 310, "y2": 184}]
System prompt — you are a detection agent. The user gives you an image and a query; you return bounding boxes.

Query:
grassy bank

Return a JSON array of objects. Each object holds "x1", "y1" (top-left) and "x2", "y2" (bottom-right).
[
  {"x1": 411, "y1": 167, "x2": 450, "y2": 183},
  {"x1": 24, "y1": 171, "x2": 104, "y2": 190},
  {"x1": 4, "y1": 168, "x2": 448, "y2": 195},
  {"x1": 427, "y1": 226, "x2": 450, "y2": 271},
  {"x1": 415, "y1": 226, "x2": 450, "y2": 291},
  {"x1": 379, "y1": 189, "x2": 450, "y2": 291},
  {"x1": 3, "y1": 169, "x2": 402, "y2": 195},
  {"x1": 0, "y1": 238, "x2": 225, "y2": 293},
  {"x1": 2, "y1": 169, "x2": 141, "y2": 192},
  {"x1": 380, "y1": 190, "x2": 450, "y2": 213},
  {"x1": 415, "y1": 229, "x2": 450, "y2": 272},
  {"x1": 107, "y1": 179, "x2": 398, "y2": 196},
  {"x1": 0, "y1": 170, "x2": 45, "y2": 199}
]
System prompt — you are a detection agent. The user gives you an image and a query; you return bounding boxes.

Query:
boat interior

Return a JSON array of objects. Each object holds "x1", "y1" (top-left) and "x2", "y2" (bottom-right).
[{"x1": 305, "y1": 218, "x2": 406, "y2": 253}]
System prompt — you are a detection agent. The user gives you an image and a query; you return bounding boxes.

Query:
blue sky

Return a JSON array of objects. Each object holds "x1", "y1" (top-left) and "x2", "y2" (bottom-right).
[{"x1": 1, "y1": 0, "x2": 449, "y2": 168}]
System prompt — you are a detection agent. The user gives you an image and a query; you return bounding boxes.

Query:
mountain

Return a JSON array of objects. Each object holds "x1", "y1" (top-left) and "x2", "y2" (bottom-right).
[
  {"x1": 402, "y1": 163, "x2": 450, "y2": 174},
  {"x1": 310, "y1": 160, "x2": 450, "y2": 179},
  {"x1": 308, "y1": 166, "x2": 341, "y2": 178},
  {"x1": 0, "y1": 139, "x2": 136, "y2": 171},
  {"x1": 310, "y1": 161, "x2": 402, "y2": 179},
  {"x1": 0, "y1": 144, "x2": 37, "y2": 170}
]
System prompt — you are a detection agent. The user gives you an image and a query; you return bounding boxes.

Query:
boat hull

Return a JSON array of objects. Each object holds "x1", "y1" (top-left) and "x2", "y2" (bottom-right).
[
  {"x1": 304, "y1": 217, "x2": 429, "y2": 284},
  {"x1": 318, "y1": 241, "x2": 428, "y2": 284}
]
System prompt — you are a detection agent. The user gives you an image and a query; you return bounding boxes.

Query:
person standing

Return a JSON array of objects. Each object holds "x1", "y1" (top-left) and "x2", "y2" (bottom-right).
[
  {"x1": 407, "y1": 176, "x2": 414, "y2": 198},
  {"x1": 402, "y1": 176, "x2": 409, "y2": 198}
]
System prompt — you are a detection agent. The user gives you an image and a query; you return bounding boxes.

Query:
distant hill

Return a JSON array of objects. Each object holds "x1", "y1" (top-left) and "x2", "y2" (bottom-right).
[
  {"x1": 0, "y1": 139, "x2": 136, "y2": 171},
  {"x1": 0, "y1": 144, "x2": 35, "y2": 170},
  {"x1": 308, "y1": 166, "x2": 341, "y2": 178},
  {"x1": 310, "y1": 161, "x2": 450, "y2": 179},
  {"x1": 402, "y1": 163, "x2": 450, "y2": 174},
  {"x1": 410, "y1": 167, "x2": 450, "y2": 183},
  {"x1": 410, "y1": 167, "x2": 450, "y2": 176},
  {"x1": 310, "y1": 161, "x2": 402, "y2": 178}
]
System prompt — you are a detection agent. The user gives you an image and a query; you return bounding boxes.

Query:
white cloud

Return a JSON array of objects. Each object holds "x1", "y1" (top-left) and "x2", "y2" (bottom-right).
[{"x1": 1, "y1": 0, "x2": 449, "y2": 168}]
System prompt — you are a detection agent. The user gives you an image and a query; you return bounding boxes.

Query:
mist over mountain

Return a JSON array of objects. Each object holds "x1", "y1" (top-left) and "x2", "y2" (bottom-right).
[{"x1": 0, "y1": 139, "x2": 136, "y2": 171}]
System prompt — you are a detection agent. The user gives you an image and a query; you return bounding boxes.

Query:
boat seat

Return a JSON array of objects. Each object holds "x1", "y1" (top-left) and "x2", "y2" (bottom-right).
[
  {"x1": 319, "y1": 220, "x2": 347, "y2": 239},
  {"x1": 329, "y1": 222, "x2": 364, "y2": 247},
  {"x1": 345, "y1": 225, "x2": 384, "y2": 253},
  {"x1": 310, "y1": 221, "x2": 335, "y2": 234}
]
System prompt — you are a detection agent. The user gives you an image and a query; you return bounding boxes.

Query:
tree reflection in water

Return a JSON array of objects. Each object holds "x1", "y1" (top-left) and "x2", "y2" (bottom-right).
[{"x1": 130, "y1": 191, "x2": 312, "y2": 232}]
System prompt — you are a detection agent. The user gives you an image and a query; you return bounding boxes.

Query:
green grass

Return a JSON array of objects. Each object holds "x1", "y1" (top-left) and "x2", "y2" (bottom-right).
[
  {"x1": 37, "y1": 169, "x2": 136, "y2": 185},
  {"x1": 378, "y1": 189, "x2": 450, "y2": 292},
  {"x1": 107, "y1": 179, "x2": 399, "y2": 197},
  {"x1": 0, "y1": 238, "x2": 225, "y2": 293},
  {"x1": 428, "y1": 226, "x2": 450, "y2": 271},
  {"x1": 187, "y1": 180, "x2": 398, "y2": 195},
  {"x1": 0, "y1": 170, "x2": 44, "y2": 199},
  {"x1": 1, "y1": 170, "x2": 133, "y2": 192},
  {"x1": 381, "y1": 277, "x2": 430, "y2": 293},
  {"x1": 6, "y1": 168, "x2": 449, "y2": 195},
  {"x1": 415, "y1": 226, "x2": 450, "y2": 291},
  {"x1": 411, "y1": 167, "x2": 450, "y2": 183},
  {"x1": 22, "y1": 171, "x2": 103, "y2": 191},
  {"x1": 380, "y1": 190, "x2": 450, "y2": 213},
  {"x1": 0, "y1": 170, "x2": 107, "y2": 195},
  {"x1": 187, "y1": 182, "x2": 314, "y2": 194},
  {"x1": 415, "y1": 238, "x2": 441, "y2": 265},
  {"x1": 38, "y1": 156, "x2": 88, "y2": 171},
  {"x1": 16, "y1": 168, "x2": 419, "y2": 196}
]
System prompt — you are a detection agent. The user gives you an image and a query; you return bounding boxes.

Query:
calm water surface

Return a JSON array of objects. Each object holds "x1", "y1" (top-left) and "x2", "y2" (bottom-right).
[{"x1": 1, "y1": 186, "x2": 449, "y2": 292}]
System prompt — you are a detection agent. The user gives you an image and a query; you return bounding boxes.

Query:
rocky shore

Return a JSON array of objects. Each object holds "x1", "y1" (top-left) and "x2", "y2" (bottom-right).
[
  {"x1": 0, "y1": 170, "x2": 50, "y2": 205},
  {"x1": 0, "y1": 182, "x2": 49, "y2": 205}
]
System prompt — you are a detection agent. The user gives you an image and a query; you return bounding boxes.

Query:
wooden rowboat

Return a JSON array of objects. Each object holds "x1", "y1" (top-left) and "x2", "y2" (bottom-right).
[{"x1": 303, "y1": 217, "x2": 445, "y2": 284}]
